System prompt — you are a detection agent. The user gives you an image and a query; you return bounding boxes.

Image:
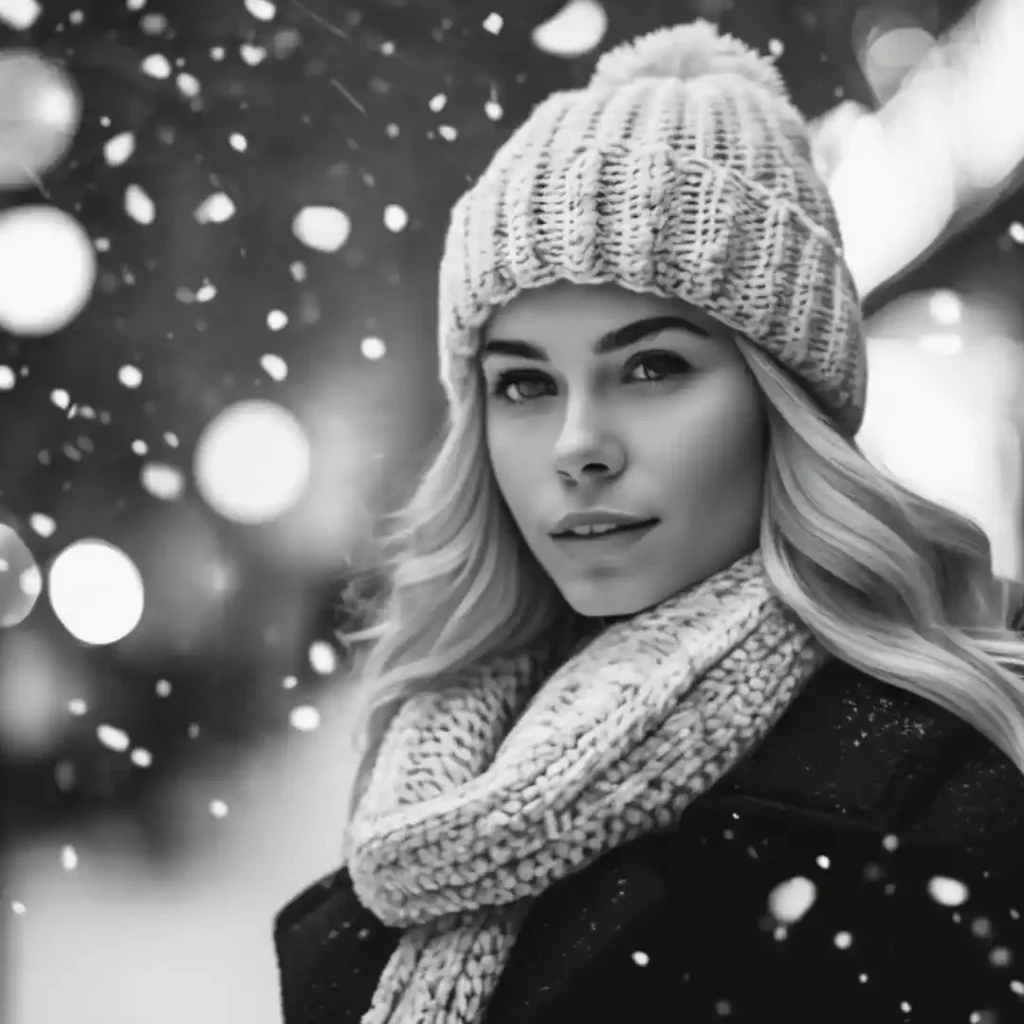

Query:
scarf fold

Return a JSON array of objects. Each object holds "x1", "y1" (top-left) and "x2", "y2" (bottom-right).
[{"x1": 345, "y1": 550, "x2": 829, "y2": 1023}]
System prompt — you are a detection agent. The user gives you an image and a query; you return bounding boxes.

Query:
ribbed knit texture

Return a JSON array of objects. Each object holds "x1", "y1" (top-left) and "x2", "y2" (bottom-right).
[
  {"x1": 436, "y1": 19, "x2": 867, "y2": 436},
  {"x1": 345, "y1": 551, "x2": 830, "y2": 1023}
]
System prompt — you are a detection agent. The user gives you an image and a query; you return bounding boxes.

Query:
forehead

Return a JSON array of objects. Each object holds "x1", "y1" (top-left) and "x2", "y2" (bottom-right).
[{"x1": 484, "y1": 281, "x2": 724, "y2": 340}]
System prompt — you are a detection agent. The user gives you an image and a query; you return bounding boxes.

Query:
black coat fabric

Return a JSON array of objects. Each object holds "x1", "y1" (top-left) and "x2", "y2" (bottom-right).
[{"x1": 274, "y1": 658, "x2": 1024, "y2": 1023}]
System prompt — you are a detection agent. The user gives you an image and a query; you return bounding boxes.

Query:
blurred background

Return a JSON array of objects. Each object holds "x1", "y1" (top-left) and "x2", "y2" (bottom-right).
[{"x1": 1, "y1": 0, "x2": 1023, "y2": 1020}]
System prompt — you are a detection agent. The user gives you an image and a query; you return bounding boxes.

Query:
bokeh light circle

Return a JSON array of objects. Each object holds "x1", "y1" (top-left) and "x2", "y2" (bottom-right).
[
  {"x1": 0, "y1": 49, "x2": 81, "y2": 189},
  {"x1": 194, "y1": 400, "x2": 312, "y2": 524},
  {"x1": 47, "y1": 539, "x2": 145, "y2": 645},
  {"x1": 0, "y1": 205, "x2": 96, "y2": 334}
]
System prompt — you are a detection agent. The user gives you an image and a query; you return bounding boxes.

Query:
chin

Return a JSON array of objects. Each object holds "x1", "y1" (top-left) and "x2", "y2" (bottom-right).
[{"x1": 558, "y1": 581, "x2": 659, "y2": 619}]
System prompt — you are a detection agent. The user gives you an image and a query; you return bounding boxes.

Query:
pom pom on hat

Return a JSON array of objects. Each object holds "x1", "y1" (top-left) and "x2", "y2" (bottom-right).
[{"x1": 588, "y1": 19, "x2": 791, "y2": 103}]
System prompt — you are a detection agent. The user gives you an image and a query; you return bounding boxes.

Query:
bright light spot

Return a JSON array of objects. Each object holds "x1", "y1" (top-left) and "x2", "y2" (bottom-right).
[
  {"x1": 0, "y1": 0, "x2": 42, "y2": 30},
  {"x1": 834, "y1": 930, "x2": 853, "y2": 949},
  {"x1": 863, "y1": 26, "x2": 935, "y2": 91},
  {"x1": 0, "y1": 524, "x2": 42, "y2": 627},
  {"x1": 125, "y1": 183, "x2": 156, "y2": 224},
  {"x1": 308, "y1": 640, "x2": 337, "y2": 675},
  {"x1": 155, "y1": 679, "x2": 172, "y2": 697},
  {"x1": 428, "y1": 93, "x2": 447, "y2": 113},
  {"x1": 882, "y1": 833, "x2": 900, "y2": 852},
  {"x1": 48, "y1": 540, "x2": 145, "y2": 645},
  {"x1": 267, "y1": 309, "x2": 288, "y2": 330},
  {"x1": 11, "y1": 901, "x2": 26, "y2": 914},
  {"x1": 360, "y1": 336, "x2": 386, "y2": 360},
  {"x1": 281, "y1": 675, "x2": 297, "y2": 690},
  {"x1": 194, "y1": 400, "x2": 312, "y2": 524},
  {"x1": 482, "y1": 12, "x2": 503, "y2": 34},
  {"x1": 289, "y1": 705, "x2": 321, "y2": 731},
  {"x1": 131, "y1": 747, "x2": 153, "y2": 767},
  {"x1": 97, "y1": 723, "x2": 130, "y2": 752},
  {"x1": 68, "y1": 698, "x2": 86, "y2": 715},
  {"x1": 827, "y1": 105, "x2": 955, "y2": 296},
  {"x1": 140, "y1": 462, "x2": 185, "y2": 501},
  {"x1": 60, "y1": 844, "x2": 77, "y2": 870},
  {"x1": 0, "y1": 205, "x2": 96, "y2": 335},
  {"x1": 229, "y1": 132, "x2": 247, "y2": 152},
  {"x1": 816, "y1": 855, "x2": 830, "y2": 869},
  {"x1": 209, "y1": 799, "x2": 229, "y2": 818},
  {"x1": 768, "y1": 876, "x2": 817, "y2": 924},
  {"x1": 1009, "y1": 222, "x2": 1024, "y2": 245},
  {"x1": 928, "y1": 876, "x2": 970, "y2": 907},
  {"x1": 176, "y1": 72, "x2": 201, "y2": 98},
  {"x1": 0, "y1": 366, "x2": 15, "y2": 389},
  {"x1": 140, "y1": 53, "x2": 172, "y2": 79},
  {"x1": 51, "y1": 388, "x2": 70, "y2": 409},
  {"x1": 0, "y1": 50, "x2": 81, "y2": 188},
  {"x1": 532, "y1": 0, "x2": 607, "y2": 58},
  {"x1": 928, "y1": 290, "x2": 962, "y2": 326},
  {"x1": 195, "y1": 192, "x2": 236, "y2": 224},
  {"x1": 383, "y1": 204, "x2": 408, "y2": 233},
  {"x1": 244, "y1": 0, "x2": 276, "y2": 20},
  {"x1": 292, "y1": 206, "x2": 351, "y2": 253},
  {"x1": 289, "y1": 261, "x2": 306, "y2": 282},
  {"x1": 240, "y1": 43, "x2": 267, "y2": 66},
  {"x1": 29, "y1": 513, "x2": 55, "y2": 538},
  {"x1": 140, "y1": 11, "x2": 167, "y2": 30},
  {"x1": 118, "y1": 364, "x2": 143, "y2": 388},
  {"x1": 195, "y1": 280, "x2": 217, "y2": 302},
  {"x1": 103, "y1": 131, "x2": 136, "y2": 167},
  {"x1": 260, "y1": 354, "x2": 288, "y2": 381},
  {"x1": 484, "y1": 98, "x2": 503, "y2": 121},
  {"x1": 768, "y1": 39, "x2": 784, "y2": 57}
]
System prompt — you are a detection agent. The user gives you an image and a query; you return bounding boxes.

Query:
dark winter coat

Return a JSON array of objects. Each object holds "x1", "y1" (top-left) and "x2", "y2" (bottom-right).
[{"x1": 274, "y1": 657, "x2": 1024, "y2": 1023}]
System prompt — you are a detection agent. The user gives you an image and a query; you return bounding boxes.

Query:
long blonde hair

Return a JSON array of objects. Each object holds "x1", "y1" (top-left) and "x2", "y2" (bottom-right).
[{"x1": 336, "y1": 337, "x2": 1024, "y2": 826}]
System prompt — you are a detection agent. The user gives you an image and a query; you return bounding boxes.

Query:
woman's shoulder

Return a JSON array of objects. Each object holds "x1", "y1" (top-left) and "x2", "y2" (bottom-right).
[{"x1": 716, "y1": 655, "x2": 1024, "y2": 869}]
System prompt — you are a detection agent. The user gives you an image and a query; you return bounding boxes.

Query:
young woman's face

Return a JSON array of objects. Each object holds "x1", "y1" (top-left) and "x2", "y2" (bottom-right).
[{"x1": 481, "y1": 281, "x2": 768, "y2": 618}]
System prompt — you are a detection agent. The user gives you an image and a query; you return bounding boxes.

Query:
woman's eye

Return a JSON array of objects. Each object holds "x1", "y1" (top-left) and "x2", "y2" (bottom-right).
[
  {"x1": 490, "y1": 372, "x2": 552, "y2": 404},
  {"x1": 488, "y1": 352, "x2": 690, "y2": 405},
  {"x1": 626, "y1": 352, "x2": 691, "y2": 382}
]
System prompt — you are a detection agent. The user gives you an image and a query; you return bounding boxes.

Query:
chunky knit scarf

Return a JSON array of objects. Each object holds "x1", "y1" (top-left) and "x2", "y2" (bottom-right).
[{"x1": 345, "y1": 550, "x2": 829, "y2": 1024}]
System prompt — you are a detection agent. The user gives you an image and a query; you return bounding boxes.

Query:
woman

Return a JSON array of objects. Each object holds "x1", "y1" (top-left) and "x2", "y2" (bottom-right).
[{"x1": 275, "y1": 21, "x2": 1024, "y2": 1024}]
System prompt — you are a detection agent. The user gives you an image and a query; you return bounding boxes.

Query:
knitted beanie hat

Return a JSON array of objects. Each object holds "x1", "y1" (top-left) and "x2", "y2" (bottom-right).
[{"x1": 436, "y1": 19, "x2": 868, "y2": 437}]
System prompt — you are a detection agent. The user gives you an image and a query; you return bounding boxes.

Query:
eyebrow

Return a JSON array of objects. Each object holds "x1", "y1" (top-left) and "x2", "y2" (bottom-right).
[{"x1": 480, "y1": 315, "x2": 711, "y2": 362}]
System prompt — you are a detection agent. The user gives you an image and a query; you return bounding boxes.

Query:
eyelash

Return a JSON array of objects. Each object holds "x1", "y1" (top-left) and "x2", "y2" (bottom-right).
[{"x1": 488, "y1": 351, "x2": 692, "y2": 406}]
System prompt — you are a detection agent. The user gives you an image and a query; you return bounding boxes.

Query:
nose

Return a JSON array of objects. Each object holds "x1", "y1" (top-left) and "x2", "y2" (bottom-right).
[{"x1": 553, "y1": 401, "x2": 626, "y2": 486}]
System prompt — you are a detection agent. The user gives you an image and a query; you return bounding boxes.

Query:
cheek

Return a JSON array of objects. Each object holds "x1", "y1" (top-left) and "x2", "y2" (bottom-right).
[
  {"x1": 657, "y1": 390, "x2": 766, "y2": 512},
  {"x1": 486, "y1": 418, "x2": 538, "y2": 518}
]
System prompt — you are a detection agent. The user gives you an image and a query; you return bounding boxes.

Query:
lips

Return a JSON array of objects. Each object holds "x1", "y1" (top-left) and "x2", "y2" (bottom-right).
[{"x1": 554, "y1": 519, "x2": 658, "y2": 540}]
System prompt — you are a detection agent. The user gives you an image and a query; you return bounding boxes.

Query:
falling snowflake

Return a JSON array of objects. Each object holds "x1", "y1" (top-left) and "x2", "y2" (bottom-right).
[{"x1": 768, "y1": 876, "x2": 817, "y2": 924}]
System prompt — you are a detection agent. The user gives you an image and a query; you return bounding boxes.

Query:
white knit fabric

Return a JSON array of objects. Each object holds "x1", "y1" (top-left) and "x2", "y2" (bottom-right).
[
  {"x1": 346, "y1": 552, "x2": 829, "y2": 1022},
  {"x1": 436, "y1": 20, "x2": 867, "y2": 436}
]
